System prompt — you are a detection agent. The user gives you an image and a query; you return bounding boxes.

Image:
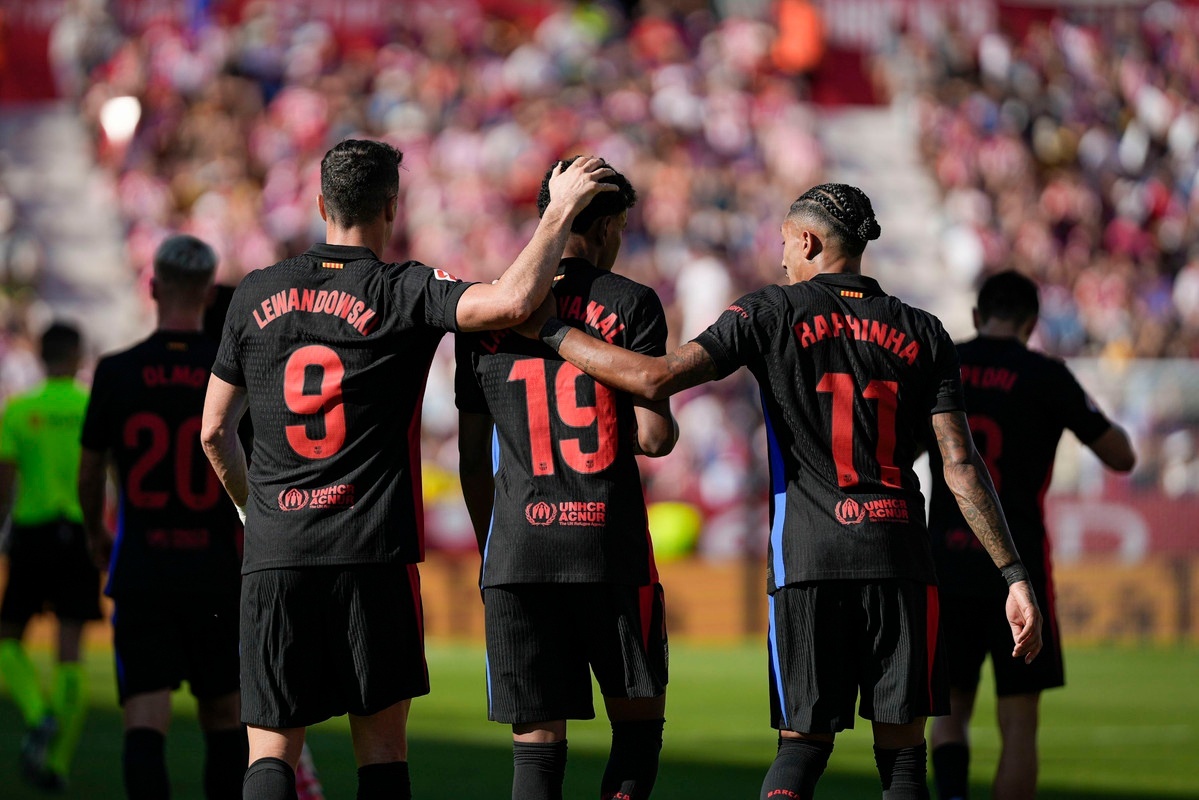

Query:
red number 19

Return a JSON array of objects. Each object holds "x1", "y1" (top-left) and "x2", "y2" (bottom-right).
[{"x1": 508, "y1": 359, "x2": 617, "y2": 476}]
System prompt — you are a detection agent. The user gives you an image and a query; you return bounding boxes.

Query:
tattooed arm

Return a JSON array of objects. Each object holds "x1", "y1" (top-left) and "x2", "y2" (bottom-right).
[{"x1": 932, "y1": 409, "x2": 1043, "y2": 663}]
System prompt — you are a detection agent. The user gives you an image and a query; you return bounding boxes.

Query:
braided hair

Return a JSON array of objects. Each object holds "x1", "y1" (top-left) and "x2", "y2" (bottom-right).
[{"x1": 788, "y1": 183, "x2": 881, "y2": 257}]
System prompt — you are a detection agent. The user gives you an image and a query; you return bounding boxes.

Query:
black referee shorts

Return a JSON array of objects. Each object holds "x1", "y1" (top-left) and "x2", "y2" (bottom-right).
[
  {"x1": 767, "y1": 579, "x2": 949, "y2": 734},
  {"x1": 941, "y1": 587, "x2": 1065, "y2": 697},
  {"x1": 483, "y1": 582, "x2": 668, "y2": 725},
  {"x1": 0, "y1": 521, "x2": 101, "y2": 627},
  {"x1": 113, "y1": 592, "x2": 240, "y2": 704},
  {"x1": 240, "y1": 563, "x2": 429, "y2": 729}
]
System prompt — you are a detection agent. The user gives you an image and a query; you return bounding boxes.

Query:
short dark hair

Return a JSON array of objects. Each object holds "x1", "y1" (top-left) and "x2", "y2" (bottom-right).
[
  {"x1": 537, "y1": 156, "x2": 636, "y2": 235},
  {"x1": 977, "y1": 270, "x2": 1040, "y2": 324},
  {"x1": 320, "y1": 139, "x2": 403, "y2": 227},
  {"x1": 154, "y1": 234, "x2": 217, "y2": 289},
  {"x1": 787, "y1": 183, "x2": 881, "y2": 258},
  {"x1": 40, "y1": 322, "x2": 81, "y2": 369}
]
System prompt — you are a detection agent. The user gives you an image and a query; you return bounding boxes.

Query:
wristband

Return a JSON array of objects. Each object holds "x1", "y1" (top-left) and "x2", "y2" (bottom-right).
[
  {"x1": 539, "y1": 318, "x2": 570, "y2": 352},
  {"x1": 1000, "y1": 560, "x2": 1030, "y2": 586}
]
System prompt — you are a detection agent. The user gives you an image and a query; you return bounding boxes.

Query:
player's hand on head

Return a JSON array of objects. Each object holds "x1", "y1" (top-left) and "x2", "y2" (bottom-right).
[
  {"x1": 546, "y1": 156, "x2": 618, "y2": 218},
  {"x1": 1006, "y1": 581, "x2": 1043, "y2": 664},
  {"x1": 513, "y1": 291, "x2": 557, "y2": 339}
]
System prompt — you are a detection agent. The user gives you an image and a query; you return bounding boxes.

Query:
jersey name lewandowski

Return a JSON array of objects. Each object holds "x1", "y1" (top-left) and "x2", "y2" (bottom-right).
[
  {"x1": 692, "y1": 274, "x2": 964, "y2": 592},
  {"x1": 212, "y1": 243, "x2": 472, "y2": 573},
  {"x1": 456, "y1": 259, "x2": 668, "y2": 586}
]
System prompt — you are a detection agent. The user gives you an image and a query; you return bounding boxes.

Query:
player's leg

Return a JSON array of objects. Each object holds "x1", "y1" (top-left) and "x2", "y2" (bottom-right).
[
  {"x1": 993, "y1": 693, "x2": 1039, "y2": 800},
  {"x1": 873, "y1": 720, "x2": 930, "y2": 800},
  {"x1": 245, "y1": 726, "x2": 305, "y2": 800},
  {"x1": 0, "y1": 528, "x2": 53, "y2": 741},
  {"x1": 185, "y1": 591, "x2": 247, "y2": 799},
  {"x1": 929, "y1": 594, "x2": 988, "y2": 800},
  {"x1": 123, "y1": 690, "x2": 173, "y2": 800},
  {"x1": 593, "y1": 582, "x2": 669, "y2": 800},
  {"x1": 0, "y1": 619, "x2": 51, "y2": 741},
  {"x1": 197, "y1": 691, "x2": 248, "y2": 800},
  {"x1": 347, "y1": 699, "x2": 413, "y2": 799},
  {"x1": 759, "y1": 584, "x2": 859, "y2": 800},
  {"x1": 929, "y1": 687, "x2": 976, "y2": 800}
]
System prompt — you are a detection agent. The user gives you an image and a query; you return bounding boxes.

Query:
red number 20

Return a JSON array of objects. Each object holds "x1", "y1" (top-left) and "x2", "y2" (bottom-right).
[
  {"x1": 284, "y1": 345, "x2": 346, "y2": 459},
  {"x1": 508, "y1": 358, "x2": 617, "y2": 476},
  {"x1": 815, "y1": 371, "x2": 901, "y2": 489}
]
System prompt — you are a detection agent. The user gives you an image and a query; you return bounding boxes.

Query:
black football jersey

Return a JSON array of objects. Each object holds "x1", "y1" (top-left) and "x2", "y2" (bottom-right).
[
  {"x1": 81, "y1": 331, "x2": 241, "y2": 598},
  {"x1": 926, "y1": 336, "x2": 1113, "y2": 596},
  {"x1": 211, "y1": 243, "x2": 472, "y2": 572},
  {"x1": 692, "y1": 273, "x2": 964, "y2": 591},
  {"x1": 455, "y1": 259, "x2": 667, "y2": 586}
]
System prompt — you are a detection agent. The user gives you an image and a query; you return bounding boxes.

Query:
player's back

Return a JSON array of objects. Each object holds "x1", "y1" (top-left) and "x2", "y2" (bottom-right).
[
  {"x1": 0, "y1": 378, "x2": 88, "y2": 526},
  {"x1": 82, "y1": 331, "x2": 239, "y2": 598},
  {"x1": 696, "y1": 273, "x2": 962, "y2": 590},
  {"x1": 214, "y1": 244, "x2": 470, "y2": 571},
  {"x1": 456, "y1": 258, "x2": 667, "y2": 587}
]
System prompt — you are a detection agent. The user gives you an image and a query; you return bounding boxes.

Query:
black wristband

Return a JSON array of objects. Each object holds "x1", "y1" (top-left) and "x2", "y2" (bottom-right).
[
  {"x1": 539, "y1": 318, "x2": 570, "y2": 351},
  {"x1": 1000, "y1": 561, "x2": 1030, "y2": 586}
]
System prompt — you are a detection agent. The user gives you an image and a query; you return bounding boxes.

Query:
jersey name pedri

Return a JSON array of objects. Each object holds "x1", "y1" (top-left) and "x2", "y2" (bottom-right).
[{"x1": 212, "y1": 243, "x2": 471, "y2": 572}]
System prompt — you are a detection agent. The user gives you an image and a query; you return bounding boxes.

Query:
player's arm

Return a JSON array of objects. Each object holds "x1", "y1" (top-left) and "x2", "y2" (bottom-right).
[
  {"x1": 458, "y1": 411, "x2": 495, "y2": 555},
  {"x1": 201, "y1": 374, "x2": 250, "y2": 513},
  {"x1": 1087, "y1": 424, "x2": 1136, "y2": 472},
  {"x1": 931, "y1": 409, "x2": 1043, "y2": 663},
  {"x1": 456, "y1": 158, "x2": 617, "y2": 332},
  {"x1": 77, "y1": 449, "x2": 112, "y2": 567},
  {"x1": 632, "y1": 398, "x2": 678, "y2": 457}
]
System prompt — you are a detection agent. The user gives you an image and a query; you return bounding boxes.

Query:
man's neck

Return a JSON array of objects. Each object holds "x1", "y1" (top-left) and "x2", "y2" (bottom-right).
[
  {"x1": 326, "y1": 224, "x2": 385, "y2": 257},
  {"x1": 157, "y1": 307, "x2": 204, "y2": 333},
  {"x1": 976, "y1": 320, "x2": 1028, "y2": 342}
]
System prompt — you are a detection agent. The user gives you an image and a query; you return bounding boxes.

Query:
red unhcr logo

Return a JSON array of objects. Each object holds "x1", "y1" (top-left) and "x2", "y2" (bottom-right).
[
  {"x1": 526, "y1": 501, "x2": 558, "y2": 526},
  {"x1": 278, "y1": 487, "x2": 310, "y2": 511},
  {"x1": 835, "y1": 498, "x2": 866, "y2": 525}
]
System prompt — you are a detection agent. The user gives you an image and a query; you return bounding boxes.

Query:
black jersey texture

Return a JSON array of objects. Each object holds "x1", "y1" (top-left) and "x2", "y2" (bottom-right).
[
  {"x1": 81, "y1": 331, "x2": 241, "y2": 598},
  {"x1": 455, "y1": 259, "x2": 667, "y2": 586},
  {"x1": 926, "y1": 336, "x2": 1113, "y2": 596},
  {"x1": 211, "y1": 243, "x2": 472, "y2": 572},
  {"x1": 692, "y1": 274, "x2": 964, "y2": 591}
]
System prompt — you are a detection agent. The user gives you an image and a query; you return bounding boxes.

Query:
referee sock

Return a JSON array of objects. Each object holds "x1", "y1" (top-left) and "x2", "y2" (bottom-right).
[
  {"x1": 244, "y1": 756, "x2": 298, "y2": 800},
  {"x1": 875, "y1": 743, "x2": 930, "y2": 800},
  {"x1": 123, "y1": 728, "x2": 169, "y2": 800},
  {"x1": 357, "y1": 760, "x2": 410, "y2": 800},
  {"x1": 601, "y1": 718, "x2": 664, "y2": 800},
  {"x1": 930, "y1": 742, "x2": 969, "y2": 800},
  {"x1": 512, "y1": 740, "x2": 568, "y2": 800},
  {"x1": 45, "y1": 662, "x2": 87, "y2": 776},
  {"x1": 759, "y1": 736, "x2": 834, "y2": 800},
  {"x1": 0, "y1": 639, "x2": 48, "y2": 726},
  {"x1": 204, "y1": 727, "x2": 249, "y2": 800}
]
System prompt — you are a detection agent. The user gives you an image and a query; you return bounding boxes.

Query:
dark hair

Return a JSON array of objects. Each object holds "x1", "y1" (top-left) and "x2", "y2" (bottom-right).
[
  {"x1": 787, "y1": 183, "x2": 881, "y2": 258},
  {"x1": 977, "y1": 270, "x2": 1040, "y2": 324},
  {"x1": 537, "y1": 156, "x2": 636, "y2": 235},
  {"x1": 320, "y1": 139, "x2": 403, "y2": 227},
  {"x1": 154, "y1": 234, "x2": 217, "y2": 289},
  {"x1": 40, "y1": 322, "x2": 82, "y2": 368}
]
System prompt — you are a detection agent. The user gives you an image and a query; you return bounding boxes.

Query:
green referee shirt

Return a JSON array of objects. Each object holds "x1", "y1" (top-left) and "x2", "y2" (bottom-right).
[{"x1": 0, "y1": 377, "x2": 89, "y2": 525}]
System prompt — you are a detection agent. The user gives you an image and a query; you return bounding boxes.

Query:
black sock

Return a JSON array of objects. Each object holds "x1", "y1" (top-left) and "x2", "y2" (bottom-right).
[
  {"x1": 357, "y1": 761, "x2": 411, "y2": 800},
  {"x1": 243, "y1": 757, "x2": 297, "y2": 800},
  {"x1": 204, "y1": 728, "x2": 249, "y2": 800},
  {"x1": 759, "y1": 736, "x2": 834, "y2": 800},
  {"x1": 512, "y1": 740, "x2": 568, "y2": 800},
  {"x1": 931, "y1": 743, "x2": 969, "y2": 800},
  {"x1": 875, "y1": 743, "x2": 930, "y2": 800},
  {"x1": 601, "y1": 719, "x2": 664, "y2": 800},
  {"x1": 123, "y1": 728, "x2": 169, "y2": 800}
]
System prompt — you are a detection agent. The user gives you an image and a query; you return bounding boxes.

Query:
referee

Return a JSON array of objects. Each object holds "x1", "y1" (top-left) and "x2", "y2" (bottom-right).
[{"x1": 0, "y1": 322, "x2": 96, "y2": 791}]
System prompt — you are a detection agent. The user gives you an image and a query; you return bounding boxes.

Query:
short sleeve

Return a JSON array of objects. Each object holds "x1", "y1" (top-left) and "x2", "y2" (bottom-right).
[
  {"x1": 690, "y1": 287, "x2": 781, "y2": 379},
  {"x1": 627, "y1": 288, "x2": 669, "y2": 357},
  {"x1": 211, "y1": 283, "x2": 247, "y2": 387},
  {"x1": 928, "y1": 318, "x2": 965, "y2": 415},
  {"x1": 80, "y1": 359, "x2": 114, "y2": 452},
  {"x1": 1053, "y1": 363, "x2": 1112, "y2": 445},
  {"x1": 394, "y1": 264, "x2": 475, "y2": 333},
  {"x1": 453, "y1": 334, "x2": 489, "y2": 414}
]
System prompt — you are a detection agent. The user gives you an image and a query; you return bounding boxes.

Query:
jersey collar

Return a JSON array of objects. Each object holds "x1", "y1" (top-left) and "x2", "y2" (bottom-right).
[
  {"x1": 809, "y1": 273, "x2": 887, "y2": 297},
  {"x1": 305, "y1": 243, "x2": 379, "y2": 264}
]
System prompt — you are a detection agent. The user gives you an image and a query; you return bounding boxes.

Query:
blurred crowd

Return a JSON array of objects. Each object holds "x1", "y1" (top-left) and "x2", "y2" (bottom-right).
[
  {"x1": 2, "y1": 0, "x2": 1197, "y2": 559},
  {"x1": 875, "y1": 3, "x2": 1199, "y2": 359}
]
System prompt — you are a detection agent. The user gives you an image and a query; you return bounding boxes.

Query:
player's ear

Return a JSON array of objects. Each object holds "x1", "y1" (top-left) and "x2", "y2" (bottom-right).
[
  {"x1": 972, "y1": 307, "x2": 982, "y2": 330},
  {"x1": 1018, "y1": 315, "x2": 1037, "y2": 343},
  {"x1": 384, "y1": 194, "x2": 398, "y2": 223},
  {"x1": 801, "y1": 228, "x2": 822, "y2": 260},
  {"x1": 149, "y1": 277, "x2": 160, "y2": 303},
  {"x1": 317, "y1": 194, "x2": 328, "y2": 222}
]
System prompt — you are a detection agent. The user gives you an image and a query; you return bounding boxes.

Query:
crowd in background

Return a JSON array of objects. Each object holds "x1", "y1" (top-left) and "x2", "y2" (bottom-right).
[{"x1": 2, "y1": 0, "x2": 1197, "y2": 557}]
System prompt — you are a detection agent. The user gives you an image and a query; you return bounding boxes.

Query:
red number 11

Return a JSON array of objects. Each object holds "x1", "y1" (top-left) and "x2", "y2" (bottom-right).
[{"x1": 815, "y1": 372, "x2": 900, "y2": 489}]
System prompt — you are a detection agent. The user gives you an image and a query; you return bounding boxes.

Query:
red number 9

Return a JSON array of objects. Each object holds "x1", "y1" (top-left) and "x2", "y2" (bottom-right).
[{"x1": 284, "y1": 345, "x2": 346, "y2": 459}]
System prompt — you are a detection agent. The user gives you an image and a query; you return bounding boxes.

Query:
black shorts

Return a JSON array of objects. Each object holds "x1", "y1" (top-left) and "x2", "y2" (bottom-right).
[
  {"x1": 767, "y1": 579, "x2": 949, "y2": 733},
  {"x1": 113, "y1": 593, "x2": 240, "y2": 704},
  {"x1": 483, "y1": 583, "x2": 668, "y2": 724},
  {"x1": 0, "y1": 521, "x2": 102, "y2": 626},
  {"x1": 240, "y1": 563, "x2": 429, "y2": 729},
  {"x1": 941, "y1": 588, "x2": 1064, "y2": 697}
]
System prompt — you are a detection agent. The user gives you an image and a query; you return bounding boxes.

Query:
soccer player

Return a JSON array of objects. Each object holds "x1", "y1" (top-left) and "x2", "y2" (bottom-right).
[
  {"x1": 200, "y1": 139, "x2": 615, "y2": 800},
  {"x1": 926, "y1": 270, "x2": 1135, "y2": 800},
  {"x1": 0, "y1": 321, "x2": 95, "y2": 791},
  {"x1": 78, "y1": 234, "x2": 247, "y2": 799},
  {"x1": 456, "y1": 158, "x2": 676, "y2": 800},
  {"x1": 516, "y1": 183, "x2": 1044, "y2": 800}
]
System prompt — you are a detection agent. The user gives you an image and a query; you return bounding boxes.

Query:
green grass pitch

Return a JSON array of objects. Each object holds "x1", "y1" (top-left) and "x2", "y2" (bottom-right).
[{"x1": 1, "y1": 641, "x2": 1195, "y2": 798}]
